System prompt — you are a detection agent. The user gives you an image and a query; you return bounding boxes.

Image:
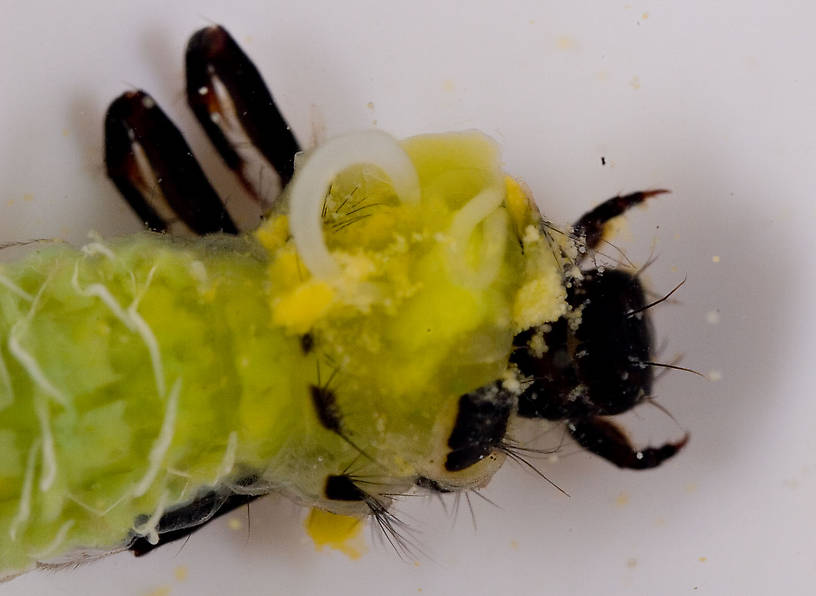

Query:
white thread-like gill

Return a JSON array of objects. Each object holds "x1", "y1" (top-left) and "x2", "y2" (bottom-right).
[
  {"x1": 446, "y1": 185, "x2": 509, "y2": 289},
  {"x1": 288, "y1": 131, "x2": 421, "y2": 279},
  {"x1": 133, "y1": 378, "x2": 181, "y2": 497},
  {"x1": 9, "y1": 440, "x2": 40, "y2": 541},
  {"x1": 72, "y1": 264, "x2": 166, "y2": 398},
  {"x1": 132, "y1": 491, "x2": 169, "y2": 546},
  {"x1": 27, "y1": 519, "x2": 75, "y2": 560}
]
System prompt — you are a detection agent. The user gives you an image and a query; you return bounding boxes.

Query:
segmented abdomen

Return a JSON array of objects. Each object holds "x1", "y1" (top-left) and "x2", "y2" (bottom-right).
[{"x1": 0, "y1": 234, "x2": 296, "y2": 574}]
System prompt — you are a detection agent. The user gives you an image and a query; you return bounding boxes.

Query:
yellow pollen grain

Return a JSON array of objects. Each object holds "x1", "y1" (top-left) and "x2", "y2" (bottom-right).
[
  {"x1": 227, "y1": 517, "x2": 243, "y2": 531},
  {"x1": 306, "y1": 508, "x2": 366, "y2": 559}
]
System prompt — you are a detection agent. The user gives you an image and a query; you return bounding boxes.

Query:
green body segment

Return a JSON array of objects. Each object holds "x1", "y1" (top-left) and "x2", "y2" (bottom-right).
[{"x1": 0, "y1": 132, "x2": 567, "y2": 575}]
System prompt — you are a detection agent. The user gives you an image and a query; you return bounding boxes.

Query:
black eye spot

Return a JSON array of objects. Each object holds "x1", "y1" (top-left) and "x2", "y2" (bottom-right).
[
  {"x1": 445, "y1": 382, "x2": 514, "y2": 472},
  {"x1": 324, "y1": 474, "x2": 367, "y2": 502}
]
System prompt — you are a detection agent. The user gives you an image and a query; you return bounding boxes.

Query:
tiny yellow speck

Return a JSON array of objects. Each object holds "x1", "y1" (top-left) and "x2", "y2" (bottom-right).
[
  {"x1": 642, "y1": 11, "x2": 649, "y2": 19},
  {"x1": 685, "y1": 483, "x2": 698, "y2": 493},
  {"x1": 144, "y1": 586, "x2": 171, "y2": 596},
  {"x1": 698, "y1": 556, "x2": 707, "y2": 563},
  {"x1": 367, "y1": 101, "x2": 375, "y2": 110},
  {"x1": 62, "y1": 128, "x2": 70, "y2": 137},
  {"x1": 23, "y1": 193, "x2": 34, "y2": 202},
  {"x1": 174, "y1": 566, "x2": 188, "y2": 581},
  {"x1": 629, "y1": 76, "x2": 641, "y2": 90},
  {"x1": 615, "y1": 491, "x2": 630, "y2": 507},
  {"x1": 414, "y1": 560, "x2": 421, "y2": 567},
  {"x1": 442, "y1": 79, "x2": 455, "y2": 92},
  {"x1": 528, "y1": 19, "x2": 535, "y2": 24},
  {"x1": 556, "y1": 36, "x2": 578, "y2": 51},
  {"x1": 712, "y1": 255, "x2": 720, "y2": 263},
  {"x1": 708, "y1": 370, "x2": 723, "y2": 382},
  {"x1": 627, "y1": 557, "x2": 638, "y2": 568},
  {"x1": 510, "y1": 540, "x2": 519, "y2": 551},
  {"x1": 5, "y1": 199, "x2": 14, "y2": 206},
  {"x1": 228, "y1": 517, "x2": 243, "y2": 531}
]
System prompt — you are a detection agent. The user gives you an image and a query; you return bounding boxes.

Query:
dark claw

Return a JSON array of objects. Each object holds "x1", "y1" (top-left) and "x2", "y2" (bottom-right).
[
  {"x1": 572, "y1": 189, "x2": 669, "y2": 257},
  {"x1": 567, "y1": 416, "x2": 688, "y2": 470},
  {"x1": 104, "y1": 90, "x2": 238, "y2": 235},
  {"x1": 186, "y1": 26, "x2": 301, "y2": 201}
]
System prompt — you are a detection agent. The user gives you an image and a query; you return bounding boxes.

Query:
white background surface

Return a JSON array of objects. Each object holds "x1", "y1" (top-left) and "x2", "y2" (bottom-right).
[{"x1": 1, "y1": 1, "x2": 815, "y2": 594}]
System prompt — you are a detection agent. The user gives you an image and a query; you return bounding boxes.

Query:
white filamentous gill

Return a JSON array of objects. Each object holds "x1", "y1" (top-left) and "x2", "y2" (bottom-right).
[
  {"x1": 288, "y1": 131, "x2": 421, "y2": 279},
  {"x1": 287, "y1": 130, "x2": 508, "y2": 287}
]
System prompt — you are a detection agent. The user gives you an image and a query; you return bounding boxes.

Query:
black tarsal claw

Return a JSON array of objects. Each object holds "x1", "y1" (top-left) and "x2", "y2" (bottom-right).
[{"x1": 568, "y1": 417, "x2": 688, "y2": 470}]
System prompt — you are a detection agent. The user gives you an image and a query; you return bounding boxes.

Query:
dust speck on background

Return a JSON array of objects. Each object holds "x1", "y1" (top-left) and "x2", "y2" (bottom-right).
[
  {"x1": 442, "y1": 79, "x2": 455, "y2": 92},
  {"x1": 174, "y1": 566, "x2": 188, "y2": 581},
  {"x1": 712, "y1": 255, "x2": 720, "y2": 263},
  {"x1": 615, "y1": 491, "x2": 630, "y2": 507},
  {"x1": 708, "y1": 370, "x2": 722, "y2": 382},
  {"x1": 705, "y1": 311, "x2": 720, "y2": 325},
  {"x1": 698, "y1": 556, "x2": 708, "y2": 563},
  {"x1": 510, "y1": 540, "x2": 519, "y2": 551},
  {"x1": 556, "y1": 36, "x2": 579, "y2": 51},
  {"x1": 23, "y1": 193, "x2": 33, "y2": 202},
  {"x1": 629, "y1": 76, "x2": 641, "y2": 90},
  {"x1": 642, "y1": 12, "x2": 650, "y2": 19},
  {"x1": 685, "y1": 483, "x2": 698, "y2": 494},
  {"x1": 144, "y1": 586, "x2": 171, "y2": 596},
  {"x1": 228, "y1": 517, "x2": 243, "y2": 531},
  {"x1": 367, "y1": 102, "x2": 374, "y2": 110},
  {"x1": 626, "y1": 557, "x2": 638, "y2": 568}
]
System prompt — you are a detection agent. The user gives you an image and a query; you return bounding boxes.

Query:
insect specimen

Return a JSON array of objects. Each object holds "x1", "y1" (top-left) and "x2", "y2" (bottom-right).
[{"x1": 0, "y1": 25, "x2": 687, "y2": 578}]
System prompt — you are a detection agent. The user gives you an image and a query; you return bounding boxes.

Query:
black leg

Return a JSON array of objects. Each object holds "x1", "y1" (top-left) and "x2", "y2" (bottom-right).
[
  {"x1": 567, "y1": 416, "x2": 688, "y2": 470},
  {"x1": 129, "y1": 491, "x2": 259, "y2": 557},
  {"x1": 186, "y1": 26, "x2": 302, "y2": 201},
  {"x1": 105, "y1": 91, "x2": 238, "y2": 235},
  {"x1": 572, "y1": 189, "x2": 668, "y2": 256}
]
